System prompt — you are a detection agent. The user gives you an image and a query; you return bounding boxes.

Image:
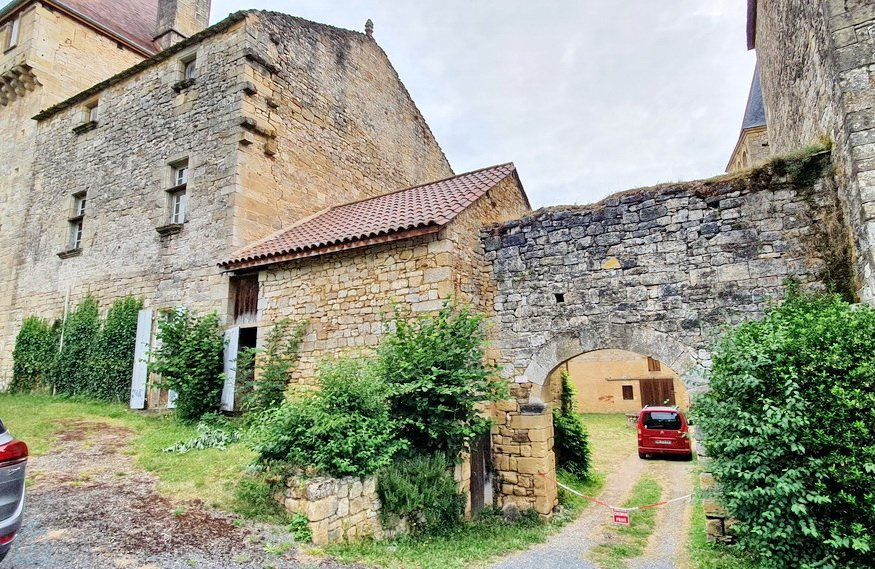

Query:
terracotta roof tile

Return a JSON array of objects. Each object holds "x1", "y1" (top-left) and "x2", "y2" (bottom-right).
[{"x1": 221, "y1": 163, "x2": 517, "y2": 270}]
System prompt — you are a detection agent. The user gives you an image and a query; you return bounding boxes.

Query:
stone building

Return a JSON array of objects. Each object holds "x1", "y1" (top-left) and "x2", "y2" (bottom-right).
[
  {"x1": 743, "y1": 0, "x2": 874, "y2": 301},
  {"x1": 726, "y1": 66, "x2": 770, "y2": 173},
  {"x1": 0, "y1": 5, "x2": 458, "y2": 381}
]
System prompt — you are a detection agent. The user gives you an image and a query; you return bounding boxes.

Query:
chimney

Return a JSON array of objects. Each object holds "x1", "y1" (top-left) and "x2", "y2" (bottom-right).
[{"x1": 154, "y1": 0, "x2": 212, "y2": 51}]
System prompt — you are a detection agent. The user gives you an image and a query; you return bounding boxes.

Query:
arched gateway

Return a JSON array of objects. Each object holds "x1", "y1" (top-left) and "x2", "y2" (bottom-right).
[{"x1": 481, "y1": 154, "x2": 848, "y2": 515}]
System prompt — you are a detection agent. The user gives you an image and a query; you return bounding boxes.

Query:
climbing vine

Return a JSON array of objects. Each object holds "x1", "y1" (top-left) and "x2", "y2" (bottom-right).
[
  {"x1": 10, "y1": 316, "x2": 59, "y2": 393},
  {"x1": 240, "y1": 318, "x2": 308, "y2": 414},
  {"x1": 53, "y1": 296, "x2": 100, "y2": 396},
  {"x1": 84, "y1": 296, "x2": 143, "y2": 401}
]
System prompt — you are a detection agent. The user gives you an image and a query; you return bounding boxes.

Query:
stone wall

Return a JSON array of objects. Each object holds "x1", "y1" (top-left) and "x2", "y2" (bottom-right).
[
  {"x1": 256, "y1": 173, "x2": 528, "y2": 385},
  {"x1": 278, "y1": 474, "x2": 404, "y2": 545},
  {"x1": 755, "y1": 0, "x2": 875, "y2": 301},
  {"x1": 0, "y1": 2, "x2": 147, "y2": 384}
]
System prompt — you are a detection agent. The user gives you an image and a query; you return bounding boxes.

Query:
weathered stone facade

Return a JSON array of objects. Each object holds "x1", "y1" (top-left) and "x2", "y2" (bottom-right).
[
  {"x1": 256, "y1": 173, "x2": 529, "y2": 385},
  {"x1": 0, "y1": 1, "x2": 150, "y2": 385},
  {"x1": 482, "y1": 155, "x2": 843, "y2": 513},
  {"x1": 2, "y1": 10, "x2": 453, "y2": 383},
  {"x1": 752, "y1": 0, "x2": 875, "y2": 301}
]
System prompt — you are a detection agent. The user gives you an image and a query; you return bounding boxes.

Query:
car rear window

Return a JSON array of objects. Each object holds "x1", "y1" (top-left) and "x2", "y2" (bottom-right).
[{"x1": 643, "y1": 411, "x2": 681, "y2": 430}]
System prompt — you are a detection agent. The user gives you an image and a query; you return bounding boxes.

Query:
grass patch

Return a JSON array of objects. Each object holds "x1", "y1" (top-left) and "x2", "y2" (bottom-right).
[
  {"x1": 0, "y1": 393, "x2": 256, "y2": 511},
  {"x1": 590, "y1": 476, "x2": 662, "y2": 569},
  {"x1": 579, "y1": 413, "x2": 636, "y2": 478},
  {"x1": 688, "y1": 473, "x2": 762, "y2": 569}
]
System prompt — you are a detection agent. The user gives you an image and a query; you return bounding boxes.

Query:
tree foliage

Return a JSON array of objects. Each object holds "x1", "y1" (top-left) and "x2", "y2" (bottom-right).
[
  {"x1": 84, "y1": 296, "x2": 143, "y2": 401},
  {"x1": 249, "y1": 358, "x2": 405, "y2": 477},
  {"x1": 378, "y1": 302, "x2": 506, "y2": 456},
  {"x1": 10, "y1": 316, "x2": 59, "y2": 393},
  {"x1": 240, "y1": 318, "x2": 307, "y2": 413},
  {"x1": 552, "y1": 369, "x2": 591, "y2": 479},
  {"x1": 695, "y1": 290, "x2": 875, "y2": 568},
  {"x1": 149, "y1": 309, "x2": 226, "y2": 422},
  {"x1": 53, "y1": 296, "x2": 100, "y2": 395}
]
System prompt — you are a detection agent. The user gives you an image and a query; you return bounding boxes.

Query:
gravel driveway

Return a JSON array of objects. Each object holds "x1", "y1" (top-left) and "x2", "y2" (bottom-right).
[{"x1": 0, "y1": 421, "x2": 361, "y2": 569}]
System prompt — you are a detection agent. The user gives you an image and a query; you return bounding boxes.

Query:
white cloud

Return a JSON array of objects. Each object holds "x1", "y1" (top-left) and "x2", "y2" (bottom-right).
[{"x1": 211, "y1": 0, "x2": 756, "y2": 208}]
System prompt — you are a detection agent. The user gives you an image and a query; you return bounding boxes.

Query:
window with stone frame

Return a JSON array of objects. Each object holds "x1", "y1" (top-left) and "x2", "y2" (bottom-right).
[
  {"x1": 622, "y1": 385, "x2": 634, "y2": 400},
  {"x1": 183, "y1": 56, "x2": 197, "y2": 80},
  {"x1": 166, "y1": 160, "x2": 188, "y2": 225},
  {"x1": 1, "y1": 16, "x2": 20, "y2": 51},
  {"x1": 83, "y1": 99, "x2": 99, "y2": 123},
  {"x1": 68, "y1": 192, "x2": 86, "y2": 250}
]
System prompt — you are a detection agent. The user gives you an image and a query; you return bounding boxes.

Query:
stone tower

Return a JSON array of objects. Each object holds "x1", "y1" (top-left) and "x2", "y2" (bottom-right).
[{"x1": 155, "y1": 0, "x2": 212, "y2": 50}]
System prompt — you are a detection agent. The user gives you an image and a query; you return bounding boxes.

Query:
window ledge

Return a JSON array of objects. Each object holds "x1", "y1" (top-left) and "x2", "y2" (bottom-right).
[
  {"x1": 156, "y1": 223, "x2": 184, "y2": 236},
  {"x1": 68, "y1": 214, "x2": 84, "y2": 223},
  {"x1": 172, "y1": 78, "x2": 196, "y2": 93},
  {"x1": 57, "y1": 248, "x2": 82, "y2": 259},
  {"x1": 72, "y1": 120, "x2": 97, "y2": 135},
  {"x1": 166, "y1": 182, "x2": 187, "y2": 193}
]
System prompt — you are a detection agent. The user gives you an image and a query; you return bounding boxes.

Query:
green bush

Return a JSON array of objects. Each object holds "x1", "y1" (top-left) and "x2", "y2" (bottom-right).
[
  {"x1": 53, "y1": 296, "x2": 100, "y2": 396},
  {"x1": 84, "y1": 296, "x2": 143, "y2": 401},
  {"x1": 695, "y1": 291, "x2": 875, "y2": 569},
  {"x1": 10, "y1": 316, "x2": 59, "y2": 393},
  {"x1": 249, "y1": 358, "x2": 406, "y2": 477},
  {"x1": 552, "y1": 370, "x2": 591, "y2": 479},
  {"x1": 378, "y1": 302, "x2": 506, "y2": 456},
  {"x1": 377, "y1": 453, "x2": 465, "y2": 534},
  {"x1": 241, "y1": 318, "x2": 307, "y2": 413},
  {"x1": 149, "y1": 309, "x2": 226, "y2": 422}
]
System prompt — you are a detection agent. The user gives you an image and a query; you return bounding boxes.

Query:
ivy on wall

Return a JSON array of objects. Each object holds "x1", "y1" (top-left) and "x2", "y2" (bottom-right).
[
  {"x1": 10, "y1": 316, "x2": 59, "y2": 393},
  {"x1": 53, "y1": 296, "x2": 101, "y2": 396},
  {"x1": 85, "y1": 296, "x2": 143, "y2": 401}
]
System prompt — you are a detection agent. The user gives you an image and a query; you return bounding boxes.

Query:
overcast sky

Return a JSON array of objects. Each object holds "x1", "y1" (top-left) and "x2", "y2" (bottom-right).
[{"x1": 211, "y1": 1, "x2": 756, "y2": 208}]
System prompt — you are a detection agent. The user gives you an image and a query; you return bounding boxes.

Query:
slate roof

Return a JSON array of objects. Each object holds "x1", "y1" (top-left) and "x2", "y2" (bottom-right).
[
  {"x1": 741, "y1": 65, "x2": 766, "y2": 131},
  {"x1": 221, "y1": 163, "x2": 520, "y2": 270},
  {"x1": 0, "y1": 0, "x2": 160, "y2": 55}
]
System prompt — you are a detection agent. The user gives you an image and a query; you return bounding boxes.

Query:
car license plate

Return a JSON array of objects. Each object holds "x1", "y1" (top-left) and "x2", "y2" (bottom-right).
[{"x1": 654, "y1": 440, "x2": 673, "y2": 445}]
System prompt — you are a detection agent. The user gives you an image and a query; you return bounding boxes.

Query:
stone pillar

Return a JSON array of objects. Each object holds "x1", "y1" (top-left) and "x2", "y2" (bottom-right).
[
  {"x1": 154, "y1": 0, "x2": 212, "y2": 50},
  {"x1": 695, "y1": 425, "x2": 735, "y2": 543},
  {"x1": 492, "y1": 382, "x2": 558, "y2": 516}
]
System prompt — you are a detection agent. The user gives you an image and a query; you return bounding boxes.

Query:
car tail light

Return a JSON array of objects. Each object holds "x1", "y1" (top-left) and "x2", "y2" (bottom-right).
[
  {"x1": 0, "y1": 531, "x2": 16, "y2": 546},
  {"x1": 0, "y1": 440, "x2": 28, "y2": 465}
]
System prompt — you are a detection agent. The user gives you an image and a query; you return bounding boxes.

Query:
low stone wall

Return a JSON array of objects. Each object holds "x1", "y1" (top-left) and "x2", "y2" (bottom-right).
[{"x1": 277, "y1": 475, "x2": 406, "y2": 545}]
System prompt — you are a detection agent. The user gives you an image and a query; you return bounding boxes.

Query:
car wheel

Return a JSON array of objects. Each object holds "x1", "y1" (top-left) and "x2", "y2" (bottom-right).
[
  {"x1": 638, "y1": 451, "x2": 647, "y2": 459},
  {"x1": 683, "y1": 452, "x2": 693, "y2": 461}
]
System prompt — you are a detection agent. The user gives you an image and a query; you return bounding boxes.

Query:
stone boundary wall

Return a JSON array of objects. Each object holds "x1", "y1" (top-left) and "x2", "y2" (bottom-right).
[{"x1": 278, "y1": 475, "x2": 404, "y2": 545}]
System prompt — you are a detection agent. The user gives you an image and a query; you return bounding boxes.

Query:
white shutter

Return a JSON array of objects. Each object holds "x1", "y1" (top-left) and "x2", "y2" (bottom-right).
[
  {"x1": 129, "y1": 309, "x2": 153, "y2": 409},
  {"x1": 221, "y1": 327, "x2": 240, "y2": 411}
]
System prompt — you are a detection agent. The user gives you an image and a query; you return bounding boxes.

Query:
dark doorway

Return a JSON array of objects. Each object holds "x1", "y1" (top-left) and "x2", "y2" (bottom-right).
[
  {"x1": 469, "y1": 433, "x2": 493, "y2": 514},
  {"x1": 640, "y1": 377, "x2": 676, "y2": 407}
]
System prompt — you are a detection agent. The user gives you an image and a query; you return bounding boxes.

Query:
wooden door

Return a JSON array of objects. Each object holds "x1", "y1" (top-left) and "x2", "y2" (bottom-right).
[
  {"x1": 469, "y1": 433, "x2": 493, "y2": 514},
  {"x1": 640, "y1": 377, "x2": 676, "y2": 407}
]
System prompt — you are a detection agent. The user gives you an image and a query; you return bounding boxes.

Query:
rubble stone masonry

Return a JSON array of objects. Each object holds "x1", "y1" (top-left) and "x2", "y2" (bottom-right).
[{"x1": 2, "y1": 11, "x2": 454, "y2": 383}]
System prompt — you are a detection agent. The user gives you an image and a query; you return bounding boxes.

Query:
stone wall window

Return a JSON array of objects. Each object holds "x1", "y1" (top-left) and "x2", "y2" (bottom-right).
[
  {"x1": 168, "y1": 189, "x2": 186, "y2": 224},
  {"x1": 622, "y1": 385, "x2": 634, "y2": 400},
  {"x1": 87, "y1": 101, "x2": 99, "y2": 123},
  {"x1": 73, "y1": 99, "x2": 99, "y2": 134},
  {"x1": 68, "y1": 192, "x2": 86, "y2": 250},
  {"x1": 159, "y1": 160, "x2": 189, "y2": 231},
  {"x1": 183, "y1": 56, "x2": 197, "y2": 80},
  {"x1": 646, "y1": 356, "x2": 661, "y2": 372},
  {"x1": 1, "y1": 16, "x2": 20, "y2": 51}
]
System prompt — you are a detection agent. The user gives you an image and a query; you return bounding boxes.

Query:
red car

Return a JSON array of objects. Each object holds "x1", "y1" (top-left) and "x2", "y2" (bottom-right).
[{"x1": 637, "y1": 406, "x2": 693, "y2": 460}]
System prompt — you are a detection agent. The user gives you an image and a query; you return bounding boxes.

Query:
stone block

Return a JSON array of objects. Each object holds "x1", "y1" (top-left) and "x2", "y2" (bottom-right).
[
  {"x1": 702, "y1": 498, "x2": 726, "y2": 518},
  {"x1": 705, "y1": 518, "x2": 725, "y2": 540},
  {"x1": 307, "y1": 496, "x2": 338, "y2": 522}
]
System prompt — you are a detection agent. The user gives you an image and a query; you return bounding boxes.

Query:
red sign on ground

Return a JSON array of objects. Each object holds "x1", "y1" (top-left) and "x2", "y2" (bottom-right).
[{"x1": 612, "y1": 510, "x2": 630, "y2": 525}]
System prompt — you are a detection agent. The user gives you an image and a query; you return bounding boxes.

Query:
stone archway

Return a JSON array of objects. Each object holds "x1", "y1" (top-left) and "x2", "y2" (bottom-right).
[{"x1": 521, "y1": 323, "x2": 706, "y2": 403}]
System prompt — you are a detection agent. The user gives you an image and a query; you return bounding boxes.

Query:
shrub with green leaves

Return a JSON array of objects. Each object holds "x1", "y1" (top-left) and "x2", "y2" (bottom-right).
[
  {"x1": 10, "y1": 316, "x2": 59, "y2": 393},
  {"x1": 149, "y1": 309, "x2": 226, "y2": 422},
  {"x1": 249, "y1": 358, "x2": 405, "y2": 477},
  {"x1": 53, "y1": 296, "x2": 100, "y2": 395},
  {"x1": 378, "y1": 302, "x2": 506, "y2": 456},
  {"x1": 240, "y1": 318, "x2": 307, "y2": 413},
  {"x1": 695, "y1": 290, "x2": 875, "y2": 569},
  {"x1": 377, "y1": 453, "x2": 465, "y2": 534},
  {"x1": 552, "y1": 370, "x2": 591, "y2": 479},
  {"x1": 84, "y1": 296, "x2": 143, "y2": 401}
]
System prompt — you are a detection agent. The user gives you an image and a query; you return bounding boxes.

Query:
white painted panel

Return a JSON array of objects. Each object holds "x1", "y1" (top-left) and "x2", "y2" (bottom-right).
[
  {"x1": 221, "y1": 327, "x2": 240, "y2": 411},
  {"x1": 129, "y1": 308, "x2": 153, "y2": 409}
]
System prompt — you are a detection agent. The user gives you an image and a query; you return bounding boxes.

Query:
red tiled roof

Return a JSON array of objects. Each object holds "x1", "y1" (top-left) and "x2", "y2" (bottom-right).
[
  {"x1": 221, "y1": 163, "x2": 518, "y2": 270},
  {"x1": 0, "y1": 0, "x2": 160, "y2": 54},
  {"x1": 61, "y1": 0, "x2": 160, "y2": 54}
]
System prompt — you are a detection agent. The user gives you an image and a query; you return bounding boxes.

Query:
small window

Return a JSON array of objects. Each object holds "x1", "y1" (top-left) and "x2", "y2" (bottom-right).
[
  {"x1": 3, "y1": 16, "x2": 20, "y2": 50},
  {"x1": 69, "y1": 219, "x2": 83, "y2": 249},
  {"x1": 554, "y1": 292, "x2": 565, "y2": 303},
  {"x1": 173, "y1": 162, "x2": 188, "y2": 187},
  {"x1": 622, "y1": 385, "x2": 634, "y2": 400},
  {"x1": 73, "y1": 193, "x2": 87, "y2": 217},
  {"x1": 647, "y1": 357, "x2": 661, "y2": 372},
  {"x1": 84, "y1": 100, "x2": 99, "y2": 123},
  {"x1": 168, "y1": 189, "x2": 186, "y2": 224},
  {"x1": 184, "y1": 58, "x2": 197, "y2": 80}
]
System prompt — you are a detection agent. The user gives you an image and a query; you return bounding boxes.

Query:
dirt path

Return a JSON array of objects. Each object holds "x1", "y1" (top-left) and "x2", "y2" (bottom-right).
[
  {"x1": 626, "y1": 458, "x2": 694, "y2": 569},
  {"x1": 490, "y1": 450, "x2": 649, "y2": 569},
  {"x1": 1, "y1": 420, "x2": 361, "y2": 569},
  {"x1": 490, "y1": 454, "x2": 694, "y2": 569}
]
